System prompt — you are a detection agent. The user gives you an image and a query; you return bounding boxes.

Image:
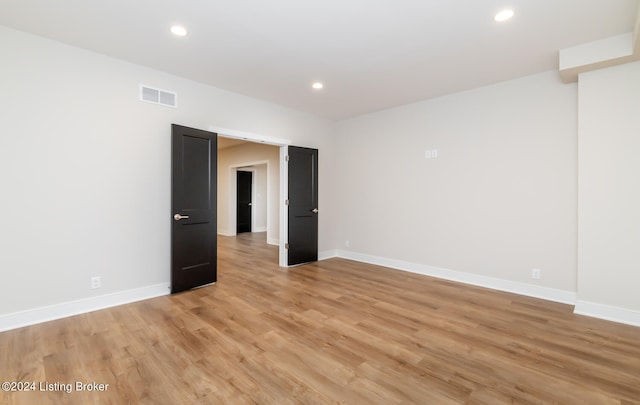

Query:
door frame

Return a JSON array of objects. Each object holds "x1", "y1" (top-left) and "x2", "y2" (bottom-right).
[{"x1": 209, "y1": 126, "x2": 291, "y2": 267}]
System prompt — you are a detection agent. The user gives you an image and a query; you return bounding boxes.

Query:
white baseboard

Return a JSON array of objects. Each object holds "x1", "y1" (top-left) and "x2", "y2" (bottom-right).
[
  {"x1": 319, "y1": 249, "x2": 339, "y2": 261},
  {"x1": 254, "y1": 227, "x2": 267, "y2": 233},
  {"x1": 218, "y1": 229, "x2": 234, "y2": 237},
  {"x1": 0, "y1": 283, "x2": 170, "y2": 333},
  {"x1": 574, "y1": 301, "x2": 640, "y2": 327},
  {"x1": 5, "y1": 255, "x2": 637, "y2": 332},
  {"x1": 267, "y1": 237, "x2": 279, "y2": 246},
  {"x1": 336, "y1": 250, "x2": 577, "y2": 305}
]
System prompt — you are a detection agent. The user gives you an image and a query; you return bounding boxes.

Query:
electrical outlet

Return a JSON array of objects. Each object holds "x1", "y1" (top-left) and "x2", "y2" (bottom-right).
[
  {"x1": 531, "y1": 268, "x2": 541, "y2": 280},
  {"x1": 424, "y1": 149, "x2": 439, "y2": 159},
  {"x1": 91, "y1": 276, "x2": 101, "y2": 289}
]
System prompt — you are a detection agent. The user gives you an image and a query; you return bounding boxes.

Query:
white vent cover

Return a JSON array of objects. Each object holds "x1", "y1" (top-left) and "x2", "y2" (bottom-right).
[{"x1": 139, "y1": 85, "x2": 177, "y2": 108}]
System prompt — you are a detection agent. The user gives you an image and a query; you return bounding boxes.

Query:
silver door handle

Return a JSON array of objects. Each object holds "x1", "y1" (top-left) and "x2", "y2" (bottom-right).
[
  {"x1": 174, "y1": 214, "x2": 190, "y2": 220},
  {"x1": 311, "y1": 208, "x2": 319, "y2": 214},
  {"x1": 248, "y1": 202, "x2": 252, "y2": 206}
]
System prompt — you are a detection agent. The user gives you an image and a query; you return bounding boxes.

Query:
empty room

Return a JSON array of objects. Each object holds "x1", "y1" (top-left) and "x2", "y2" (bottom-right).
[{"x1": 1, "y1": 1, "x2": 639, "y2": 404}]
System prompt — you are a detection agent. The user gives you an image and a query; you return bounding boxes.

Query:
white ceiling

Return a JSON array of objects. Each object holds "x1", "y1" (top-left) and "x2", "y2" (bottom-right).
[
  {"x1": 0, "y1": 0, "x2": 637, "y2": 120},
  {"x1": 217, "y1": 137, "x2": 249, "y2": 150}
]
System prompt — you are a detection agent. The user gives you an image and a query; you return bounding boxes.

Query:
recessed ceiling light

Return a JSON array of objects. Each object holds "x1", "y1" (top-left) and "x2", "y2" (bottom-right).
[
  {"x1": 171, "y1": 25, "x2": 188, "y2": 36},
  {"x1": 312, "y1": 82, "x2": 324, "y2": 89},
  {"x1": 494, "y1": 9, "x2": 514, "y2": 22}
]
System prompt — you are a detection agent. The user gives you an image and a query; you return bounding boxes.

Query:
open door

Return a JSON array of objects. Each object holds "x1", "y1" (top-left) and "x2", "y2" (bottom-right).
[
  {"x1": 171, "y1": 124, "x2": 217, "y2": 293},
  {"x1": 287, "y1": 146, "x2": 318, "y2": 265}
]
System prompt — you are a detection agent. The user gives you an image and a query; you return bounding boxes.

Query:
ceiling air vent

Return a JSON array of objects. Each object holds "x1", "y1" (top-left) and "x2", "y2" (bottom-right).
[{"x1": 139, "y1": 85, "x2": 177, "y2": 108}]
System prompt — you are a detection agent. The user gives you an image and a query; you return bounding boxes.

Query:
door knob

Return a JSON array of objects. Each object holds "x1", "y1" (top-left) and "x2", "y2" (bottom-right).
[
  {"x1": 248, "y1": 202, "x2": 252, "y2": 206},
  {"x1": 311, "y1": 208, "x2": 319, "y2": 214},
  {"x1": 174, "y1": 214, "x2": 190, "y2": 220}
]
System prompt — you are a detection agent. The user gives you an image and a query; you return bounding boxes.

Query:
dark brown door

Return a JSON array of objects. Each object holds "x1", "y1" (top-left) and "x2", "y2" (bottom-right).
[
  {"x1": 288, "y1": 146, "x2": 318, "y2": 265},
  {"x1": 171, "y1": 124, "x2": 217, "y2": 293},
  {"x1": 236, "y1": 171, "x2": 252, "y2": 233}
]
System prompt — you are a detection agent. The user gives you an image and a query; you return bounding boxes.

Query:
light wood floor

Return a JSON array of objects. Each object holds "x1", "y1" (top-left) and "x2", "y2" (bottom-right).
[{"x1": 1, "y1": 233, "x2": 639, "y2": 404}]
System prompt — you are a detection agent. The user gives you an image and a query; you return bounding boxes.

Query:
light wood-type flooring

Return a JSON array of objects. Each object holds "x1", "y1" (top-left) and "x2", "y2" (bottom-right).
[{"x1": 1, "y1": 233, "x2": 639, "y2": 404}]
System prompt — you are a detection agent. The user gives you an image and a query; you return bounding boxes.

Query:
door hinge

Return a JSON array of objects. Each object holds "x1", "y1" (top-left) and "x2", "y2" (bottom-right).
[
  {"x1": 285, "y1": 155, "x2": 289, "y2": 162},
  {"x1": 285, "y1": 243, "x2": 289, "y2": 249},
  {"x1": 285, "y1": 199, "x2": 289, "y2": 206}
]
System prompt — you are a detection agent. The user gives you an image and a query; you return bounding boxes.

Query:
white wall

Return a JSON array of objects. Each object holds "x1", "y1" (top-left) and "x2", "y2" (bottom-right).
[
  {"x1": 4, "y1": 23, "x2": 637, "y2": 329},
  {"x1": 335, "y1": 71, "x2": 578, "y2": 297},
  {"x1": 577, "y1": 61, "x2": 640, "y2": 322},
  {"x1": 217, "y1": 143, "x2": 279, "y2": 242},
  {"x1": 0, "y1": 25, "x2": 335, "y2": 321},
  {"x1": 254, "y1": 164, "x2": 269, "y2": 232}
]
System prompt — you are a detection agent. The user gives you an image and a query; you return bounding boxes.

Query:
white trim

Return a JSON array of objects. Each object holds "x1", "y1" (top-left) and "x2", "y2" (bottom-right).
[
  {"x1": 335, "y1": 250, "x2": 577, "y2": 305},
  {"x1": 0, "y1": 283, "x2": 170, "y2": 332},
  {"x1": 574, "y1": 301, "x2": 640, "y2": 327},
  {"x1": 208, "y1": 126, "x2": 291, "y2": 146},
  {"x1": 331, "y1": 251, "x2": 640, "y2": 327},
  {"x1": 319, "y1": 249, "x2": 339, "y2": 261},
  {"x1": 254, "y1": 227, "x2": 267, "y2": 233},
  {"x1": 267, "y1": 237, "x2": 279, "y2": 246},
  {"x1": 227, "y1": 161, "x2": 272, "y2": 242},
  {"x1": 280, "y1": 146, "x2": 288, "y2": 266},
  {"x1": 217, "y1": 229, "x2": 234, "y2": 237}
]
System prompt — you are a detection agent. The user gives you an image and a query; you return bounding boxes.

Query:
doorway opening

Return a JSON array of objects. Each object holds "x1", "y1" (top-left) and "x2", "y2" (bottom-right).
[
  {"x1": 211, "y1": 126, "x2": 290, "y2": 267},
  {"x1": 225, "y1": 162, "x2": 269, "y2": 238}
]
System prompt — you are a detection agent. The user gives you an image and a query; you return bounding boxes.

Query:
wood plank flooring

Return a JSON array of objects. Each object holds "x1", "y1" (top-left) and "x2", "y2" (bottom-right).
[{"x1": 1, "y1": 232, "x2": 639, "y2": 404}]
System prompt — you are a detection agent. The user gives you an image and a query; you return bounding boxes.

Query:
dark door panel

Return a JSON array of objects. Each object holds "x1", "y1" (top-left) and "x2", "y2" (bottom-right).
[
  {"x1": 171, "y1": 124, "x2": 217, "y2": 293},
  {"x1": 236, "y1": 171, "x2": 252, "y2": 233},
  {"x1": 288, "y1": 146, "x2": 318, "y2": 265}
]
